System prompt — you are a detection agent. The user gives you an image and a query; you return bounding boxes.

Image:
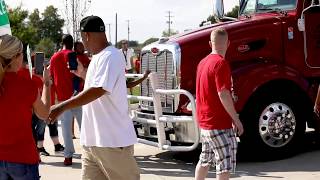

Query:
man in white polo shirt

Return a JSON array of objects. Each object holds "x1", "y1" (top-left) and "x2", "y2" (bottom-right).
[{"x1": 49, "y1": 15, "x2": 140, "y2": 180}]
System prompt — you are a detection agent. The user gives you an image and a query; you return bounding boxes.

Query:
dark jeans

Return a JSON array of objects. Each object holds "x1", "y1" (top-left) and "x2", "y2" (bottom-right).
[
  {"x1": 32, "y1": 114, "x2": 59, "y2": 142},
  {"x1": 73, "y1": 76, "x2": 81, "y2": 93},
  {"x1": 0, "y1": 161, "x2": 40, "y2": 180}
]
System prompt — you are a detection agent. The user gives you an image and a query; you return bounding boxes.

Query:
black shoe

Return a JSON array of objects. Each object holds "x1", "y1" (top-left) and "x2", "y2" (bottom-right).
[
  {"x1": 54, "y1": 144, "x2": 65, "y2": 152},
  {"x1": 38, "y1": 147, "x2": 50, "y2": 156}
]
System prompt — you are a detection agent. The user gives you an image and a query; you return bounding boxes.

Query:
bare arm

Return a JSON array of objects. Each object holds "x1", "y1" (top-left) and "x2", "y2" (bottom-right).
[
  {"x1": 49, "y1": 87, "x2": 106, "y2": 122},
  {"x1": 71, "y1": 59, "x2": 87, "y2": 80},
  {"x1": 218, "y1": 89, "x2": 238, "y2": 121},
  {"x1": 219, "y1": 89, "x2": 244, "y2": 136},
  {"x1": 126, "y1": 70, "x2": 151, "y2": 88},
  {"x1": 314, "y1": 85, "x2": 320, "y2": 114},
  {"x1": 33, "y1": 67, "x2": 51, "y2": 121},
  {"x1": 33, "y1": 92, "x2": 50, "y2": 120}
]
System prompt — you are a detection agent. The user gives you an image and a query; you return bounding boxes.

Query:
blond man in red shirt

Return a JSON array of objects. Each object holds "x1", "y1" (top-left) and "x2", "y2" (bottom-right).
[{"x1": 195, "y1": 29, "x2": 244, "y2": 180}]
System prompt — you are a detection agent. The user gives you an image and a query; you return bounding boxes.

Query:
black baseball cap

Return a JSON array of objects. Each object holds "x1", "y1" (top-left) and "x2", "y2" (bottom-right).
[{"x1": 79, "y1": 16, "x2": 105, "y2": 32}]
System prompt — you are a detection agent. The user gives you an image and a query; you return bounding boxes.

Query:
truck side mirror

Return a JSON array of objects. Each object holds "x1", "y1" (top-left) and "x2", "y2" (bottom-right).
[
  {"x1": 213, "y1": 0, "x2": 225, "y2": 19},
  {"x1": 298, "y1": 18, "x2": 305, "y2": 31}
]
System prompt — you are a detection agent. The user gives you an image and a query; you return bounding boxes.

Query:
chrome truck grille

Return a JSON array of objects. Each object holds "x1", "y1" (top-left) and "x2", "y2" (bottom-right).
[{"x1": 140, "y1": 50, "x2": 176, "y2": 113}]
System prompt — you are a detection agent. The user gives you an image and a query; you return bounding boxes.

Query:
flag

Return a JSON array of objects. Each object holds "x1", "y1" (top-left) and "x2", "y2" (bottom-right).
[
  {"x1": 0, "y1": 0, "x2": 11, "y2": 36},
  {"x1": 27, "y1": 45, "x2": 32, "y2": 78}
]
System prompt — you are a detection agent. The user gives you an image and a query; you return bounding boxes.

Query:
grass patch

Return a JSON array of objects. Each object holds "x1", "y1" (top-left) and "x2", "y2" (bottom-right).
[{"x1": 129, "y1": 85, "x2": 141, "y2": 104}]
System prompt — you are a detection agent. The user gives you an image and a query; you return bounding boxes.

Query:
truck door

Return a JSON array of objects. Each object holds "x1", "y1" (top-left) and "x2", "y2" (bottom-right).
[{"x1": 302, "y1": 2, "x2": 320, "y2": 67}]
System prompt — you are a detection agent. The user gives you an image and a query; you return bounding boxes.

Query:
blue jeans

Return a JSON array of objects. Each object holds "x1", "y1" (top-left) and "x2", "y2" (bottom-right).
[
  {"x1": 59, "y1": 107, "x2": 82, "y2": 158},
  {"x1": 32, "y1": 114, "x2": 59, "y2": 141},
  {"x1": 0, "y1": 161, "x2": 39, "y2": 180}
]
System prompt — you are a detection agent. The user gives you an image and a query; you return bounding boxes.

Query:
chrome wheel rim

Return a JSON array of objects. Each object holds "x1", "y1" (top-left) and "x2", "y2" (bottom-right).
[{"x1": 259, "y1": 103, "x2": 296, "y2": 148}]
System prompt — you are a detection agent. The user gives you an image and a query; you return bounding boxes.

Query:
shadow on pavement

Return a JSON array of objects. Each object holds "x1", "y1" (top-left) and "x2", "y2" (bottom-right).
[
  {"x1": 136, "y1": 132, "x2": 320, "y2": 178},
  {"x1": 41, "y1": 161, "x2": 82, "y2": 169}
]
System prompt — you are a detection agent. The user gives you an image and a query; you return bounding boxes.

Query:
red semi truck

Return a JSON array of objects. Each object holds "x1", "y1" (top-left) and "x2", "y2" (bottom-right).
[{"x1": 128, "y1": 0, "x2": 320, "y2": 159}]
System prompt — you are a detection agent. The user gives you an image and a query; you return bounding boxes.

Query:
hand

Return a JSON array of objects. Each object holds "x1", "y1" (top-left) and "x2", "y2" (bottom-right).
[
  {"x1": 42, "y1": 65, "x2": 51, "y2": 86},
  {"x1": 143, "y1": 70, "x2": 151, "y2": 78},
  {"x1": 48, "y1": 104, "x2": 64, "y2": 124},
  {"x1": 71, "y1": 59, "x2": 86, "y2": 79},
  {"x1": 314, "y1": 105, "x2": 320, "y2": 117},
  {"x1": 232, "y1": 118, "x2": 244, "y2": 136}
]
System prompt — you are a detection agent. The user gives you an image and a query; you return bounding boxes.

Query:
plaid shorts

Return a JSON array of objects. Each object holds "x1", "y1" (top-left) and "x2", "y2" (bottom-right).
[{"x1": 199, "y1": 128, "x2": 238, "y2": 174}]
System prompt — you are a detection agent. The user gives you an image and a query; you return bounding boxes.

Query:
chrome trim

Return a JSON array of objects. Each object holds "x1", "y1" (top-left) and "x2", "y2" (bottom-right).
[
  {"x1": 300, "y1": 3, "x2": 320, "y2": 68},
  {"x1": 141, "y1": 42, "x2": 182, "y2": 112},
  {"x1": 259, "y1": 103, "x2": 296, "y2": 148}
]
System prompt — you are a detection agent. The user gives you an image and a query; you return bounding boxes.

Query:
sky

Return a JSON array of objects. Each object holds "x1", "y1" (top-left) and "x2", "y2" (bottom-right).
[{"x1": 6, "y1": 0, "x2": 238, "y2": 43}]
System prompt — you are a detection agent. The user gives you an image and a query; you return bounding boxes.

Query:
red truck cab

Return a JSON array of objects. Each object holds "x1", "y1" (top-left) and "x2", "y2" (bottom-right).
[{"x1": 132, "y1": 0, "x2": 320, "y2": 159}]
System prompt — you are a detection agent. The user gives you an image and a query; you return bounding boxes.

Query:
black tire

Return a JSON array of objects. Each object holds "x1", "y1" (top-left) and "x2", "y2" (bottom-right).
[{"x1": 239, "y1": 85, "x2": 310, "y2": 161}]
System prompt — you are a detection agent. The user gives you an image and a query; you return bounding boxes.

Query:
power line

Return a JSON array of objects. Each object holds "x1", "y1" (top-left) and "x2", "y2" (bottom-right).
[{"x1": 166, "y1": 11, "x2": 173, "y2": 36}]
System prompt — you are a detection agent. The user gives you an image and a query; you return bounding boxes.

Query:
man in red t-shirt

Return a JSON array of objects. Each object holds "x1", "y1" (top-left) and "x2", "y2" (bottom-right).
[
  {"x1": 70, "y1": 41, "x2": 90, "y2": 138},
  {"x1": 74, "y1": 41, "x2": 90, "y2": 92},
  {"x1": 134, "y1": 53, "x2": 140, "y2": 74},
  {"x1": 50, "y1": 34, "x2": 82, "y2": 166},
  {"x1": 195, "y1": 29, "x2": 244, "y2": 180}
]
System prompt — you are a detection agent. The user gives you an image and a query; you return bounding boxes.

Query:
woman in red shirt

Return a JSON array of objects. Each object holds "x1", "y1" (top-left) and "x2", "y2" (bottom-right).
[{"x1": 0, "y1": 35, "x2": 51, "y2": 180}]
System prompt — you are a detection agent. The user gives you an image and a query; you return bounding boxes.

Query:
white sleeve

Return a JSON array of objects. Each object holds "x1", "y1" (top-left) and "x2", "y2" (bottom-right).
[{"x1": 91, "y1": 54, "x2": 120, "y2": 94}]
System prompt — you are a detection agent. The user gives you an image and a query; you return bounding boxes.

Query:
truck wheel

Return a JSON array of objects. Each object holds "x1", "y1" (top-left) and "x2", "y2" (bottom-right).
[{"x1": 240, "y1": 87, "x2": 308, "y2": 160}]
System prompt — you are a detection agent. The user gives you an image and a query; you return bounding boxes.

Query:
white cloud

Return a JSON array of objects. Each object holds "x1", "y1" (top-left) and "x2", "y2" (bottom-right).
[{"x1": 6, "y1": 0, "x2": 238, "y2": 43}]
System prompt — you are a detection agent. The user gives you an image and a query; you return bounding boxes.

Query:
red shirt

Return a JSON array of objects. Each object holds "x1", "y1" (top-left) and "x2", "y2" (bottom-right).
[
  {"x1": 135, "y1": 59, "x2": 140, "y2": 73},
  {"x1": 50, "y1": 49, "x2": 74, "y2": 103},
  {"x1": 77, "y1": 54, "x2": 90, "y2": 68},
  {"x1": 77, "y1": 54, "x2": 91, "y2": 91},
  {"x1": 0, "y1": 72, "x2": 39, "y2": 164},
  {"x1": 18, "y1": 68, "x2": 43, "y2": 91},
  {"x1": 196, "y1": 54, "x2": 233, "y2": 130}
]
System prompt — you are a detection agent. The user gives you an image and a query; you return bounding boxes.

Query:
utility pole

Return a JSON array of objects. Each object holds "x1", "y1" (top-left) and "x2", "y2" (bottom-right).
[
  {"x1": 126, "y1": 20, "x2": 130, "y2": 43},
  {"x1": 166, "y1": 11, "x2": 173, "y2": 36},
  {"x1": 72, "y1": 0, "x2": 76, "y2": 39},
  {"x1": 115, "y1": 13, "x2": 118, "y2": 46}
]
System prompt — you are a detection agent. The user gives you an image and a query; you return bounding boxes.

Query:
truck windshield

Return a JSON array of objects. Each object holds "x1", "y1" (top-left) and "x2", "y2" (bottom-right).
[{"x1": 241, "y1": 0, "x2": 297, "y2": 15}]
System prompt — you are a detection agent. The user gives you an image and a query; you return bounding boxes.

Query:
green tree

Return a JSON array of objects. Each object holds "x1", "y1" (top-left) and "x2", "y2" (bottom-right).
[
  {"x1": 129, "y1": 41, "x2": 139, "y2": 47},
  {"x1": 40, "y1": 5, "x2": 64, "y2": 46},
  {"x1": 29, "y1": 9, "x2": 40, "y2": 28},
  {"x1": 8, "y1": 6, "x2": 37, "y2": 46},
  {"x1": 199, "y1": 6, "x2": 239, "y2": 27},
  {"x1": 116, "y1": 40, "x2": 139, "y2": 48},
  {"x1": 199, "y1": 15, "x2": 217, "y2": 27},
  {"x1": 142, "y1": 38, "x2": 159, "y2": 46},
  {"x1": 35, "y1": 38, "x2": 55, "y2": 58},
  {"x1": 162, "y1": 29, "x2": 179, "y2": 37},
  {"x1": 226, "y1": 6, "x2": 239, "y2": 18},
  {"x1": 28, "y1": 9, "x2": 41, "y2": 46}
]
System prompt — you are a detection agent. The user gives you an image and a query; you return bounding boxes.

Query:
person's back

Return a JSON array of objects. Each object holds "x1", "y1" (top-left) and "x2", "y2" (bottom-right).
[
  {"x1": 49, "y1": 34, "x2": 82, "y2": 166},
  {"x1": 196, "y1": 54, "x2": 233, "y2": 130},
  {"x1": 0, "y1": 71, "x2": 39, "y2": 164},
  {"x1": 81, "y1": 45, "x2": 136, "y2": 147},
  {"x1": 50, "y1": 49, "x2": 74, "y2": 102},
  {"x1": 195, "y1": 29, "x2": 243, "y2": 180},
  {"x1": 0, "y1": 34, "x2": 51, "y2": 180}
]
